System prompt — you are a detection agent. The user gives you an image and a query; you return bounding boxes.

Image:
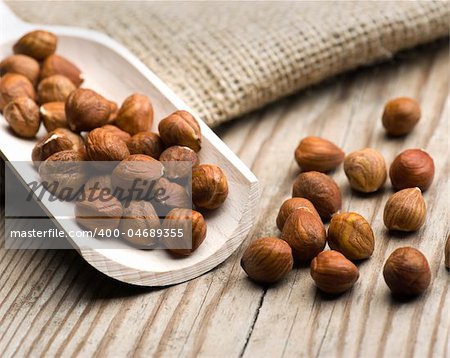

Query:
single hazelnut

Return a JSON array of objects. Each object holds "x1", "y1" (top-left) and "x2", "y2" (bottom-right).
[
  {"x1": 292, "y1": 171, "x2": 342, "y2": 221},
  {"x1": 127, "y1": 131, "x2": 164, "y2": 158},
  {"x1": 0, "y1": 73, "x2": 36, "y2": 111},
  {"x1": 445, "y1": 235, "x2": 449, "y2": 270},
  {"x1": 37, "y1": 74, "x2": 76, "y2": 104},
  {"x1": 294, "y1": 136, "x2": 344, "y2": 172},
  {"x1": 241, "y1": 237, "x2": 293, "y2": 284},
  {"x1": 159, "y1": 145, "x2": 199, "y2": 180},
  {"x1": 84, "y1": 175, "x2": 114, "y2": 195},
  {"x1": 0, "y1": 54, "x2": 40, "y2": 85},
  {"x1": 158, "y1": 110, "x2": 201, "y2": 152},
  {"x1": 276, "y1": 197, "x2": 320, "y2": 231},
  {"x1": 4, "y1": 97, "x2": 40, "y2": 138},
  {"x1": 192, "y1": 164, "x2": 228, "y2": 210},
  {"x1": 311, "y1": 250, "x2": 359, "y2": 294},
  {"x1": 383, "y1": 247, "x2": 431, "y2": 296},
  {"x1": 327, "y1": 212, "x2": 375, "y2": 260},
  {"x1": 383, "y1": 188, "x2": 426, "y2": 232},
  {"x1": 115, "y1": 93, "x2": 153, "y2": 135},
  {"x1": 40, "y1": 54, "x2": 84, "y2": 87},
  {"x1": 280, "y1": 208, "x2": 326, "y2": 263},
  {"x1": 154, "y1": 177, "x2": 190, "y2": 209},
  {"x1": 65, "y1": 89, "x2": 112, "y2": 132},
  {"x1": 382, "y1": 97, "x2": 421, "y2": 136},
  {"x1": 40, "y1": 102, "x2": 68, "y2": 132},
  {"x1": 389, "y1": 148, "x2": 434, "y2": 192},
  {"x1": 13, "y1": 30, "x2": 57, "y2": 61},
  {"x1": 101, "y1": 124, "x2": 131, "y2": 143},
  {"x1": 86, "y1": 128, "x2": 130, "y2": 162},
  {"x1": 343, "y1": 148, "x2": 387, "y2": 193}
]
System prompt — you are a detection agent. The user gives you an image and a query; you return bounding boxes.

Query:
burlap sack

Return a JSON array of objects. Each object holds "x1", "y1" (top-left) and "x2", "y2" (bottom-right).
[{"x1": 7, "y1": 1, "x2": 449, "y2": 127}]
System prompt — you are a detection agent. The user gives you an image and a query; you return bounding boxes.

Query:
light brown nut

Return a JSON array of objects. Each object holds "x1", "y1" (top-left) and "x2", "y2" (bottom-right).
[
  {"x1": 37, "y1": 74, "x2": 76, "y2": 104},
  {"x1": 276, "y1": 197, "x2": 320, "y2": 231},
  {"x1": 382, "y1": 97, "x2": 421, "y2": 136},
  {"x1": 327, "y1": 212, "x2": 375, "y2": 260},
  {"x1": 311, "y1": 250, "x2": 359, "y2": 294},
  {"x1": 0, "y1": 73, "x2": 36, "y2": 111},
  {"x1": 13, "y1": 30, "x2": 57, "y2": 61},
  {"x1": 107, "y1": 101, "x2": 119, "y2": 123},
  {"x1": 292, "y1": 171, "x2": 342, "y2": 221},
  {"x1": 158, "y1": 110, "x2": 201, "y2": 152},
  {"x1": 0, "y1": 54, "x2": 40, "y2": 85},
  {"x1": 40, "y1": 54, "x2": 84, "y2": 87},
  {"x1": 101, "y1": 124, "x2": 131, "y2": 143},
  {"x1": 154, "y1": 177, "x2": 190, "y2": 209},
  {"x1": 280, "y1": 208, "x2": 326, "y2": 263},
  {"x1": 159, "y1": 145, "x2": 199, "y2": 180},
  {"x1": 86, "y1": 128, "x2": 130, "y2": 162},
  {"x1": 115, "y1": 93, "x2": 153, "y2": 135},
  {"x1": 383, "y1": 187, "x2": 426, "y2": 232},
  {"x1": 383, "y1": 247, "x2": 431, "y2": 296},
  {"x1": 294, "y1": 136, "x2": 344, "y2": 172},
  {"x1": 192, "y1": 164, "x2": 228, "y2": 210},
  {"x1": 127, "y1": 131, "x2": 164, "y2": 158},
  {"x1": 40, "y1": 102, "x2": 68, "y2": 132},
  {"x1": 241, "y1": 237, "x2": 293, "y2": 284},
  {"x1": 4, "y1": 97, "x2": 40, "y2": 138}
]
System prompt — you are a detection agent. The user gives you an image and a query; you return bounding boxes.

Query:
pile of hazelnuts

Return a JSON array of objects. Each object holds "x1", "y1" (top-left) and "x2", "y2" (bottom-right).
[
  {"x1": 0, "y1": 30, "x2": 229, "y2": 256},
  {"x1": 241, "y1": 97, "x2": 448, "y2": 298}
]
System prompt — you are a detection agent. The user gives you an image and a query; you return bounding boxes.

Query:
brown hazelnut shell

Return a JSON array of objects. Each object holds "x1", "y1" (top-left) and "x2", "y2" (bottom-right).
[
  {"x1": 13, "y1": 30, "x2": 57, "y2": 61},
  {"x1": 40, "y1": 54, "x2": 84, "y2": 87},
  {"x1": 127, "y1": 131, "x2": 164, "y2": 158},
  {"x1": 4, "y1": 96, "x2": 40, "y2": 138},
  {"x1": 294, "y1": 136, "x2": 344, "y2": 172},
  {"x1": 0, "y1": 54, "x2": 40, "y2": 85},
  {"x1": 37, "y1": 74, "x2": 76, "y2": 104},
  {"x1": 158, "y1": 110, "x2": 201, "y2": 152},
  {"x1": 115, "y1": 93, "x2": 153, "y2": 135},
  {"x1": 192, "y1": 164, "x2": 228, "y2": 210},
  {"x1": 0, "y1": 73, "x2": 36, "y2": 111},
  {"x1": 276, "y1": 197, "x2": 320, "y2": 231}
]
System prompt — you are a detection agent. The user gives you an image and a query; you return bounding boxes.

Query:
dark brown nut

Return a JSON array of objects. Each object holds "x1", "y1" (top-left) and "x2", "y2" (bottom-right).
[
  {"x1": 154, "y1": 177, "x2": 190, "y2": 209},
  {"x1": 383, "y1": 247, "x2": 431, "y2": 296},
  {"x1": 382, "y1": 97, "x2": 421, "y2": 136},
  {"x1": 162, "y1": 208, "x2": 207, "y2": 256},
  {"x1": 280, "y1": 208, "x2": 326, "y2": 263},
  {"x1": 86, "y1": 128, "x2": 130, "y2": 162},
  {"x1": 115, "y1": 93, "x2": 153, "y2": 135},
  {"x1": 0, "y1": 73, "x2": 36, "y2": 112},
  {"x1": 327, "y1": 212, "x2": 375, "y2": 260},
  {"x1": 294, "y1": 136, "x2": 344, "y2": 172},
  {"x1": 40, "y1": 54, "x2": 84, "y2": 87},
  {"x1": 0, "y1": 54, "x2": 40, "y2": 85},
  {"x1": 192, "y1": 164, "x2": 228, "y2": 210},
  {"x1": 120, "y1": 200, "x2": 160, "y2": 247},
  {"x1": 65, "y1": 89, "x2": 112, "y2": 132},
  {"x1": 159, "y1": 146, "x2": 199, "y2": 180},
  {"x1": 445, "y1": 235, "x2": 449, "y2": 269},
  {"x1": 101, "y1": 124, "x2": 131, "y2": 142},
  {"x1": 13, "y1": 30, "x2": 57, "y2": 61},
  {"x1": 389, "y1": 148, "x2": 435, "y2": 192},
  {"x1": 311, "y1": 250, "x2": 359, "y2": 294},
  {"x1": 37, "y1": 74, "x2": 76, "y2": 104},
  {"x1": 4, "y1": 97, "x2": 40, "y2": 138},
  {"x1": 292, "y1": 171, "x2": 342, "y2": 221},
  {"x1": 84, "y1": 175, "x2": 114, "y2": 195},
  {"x1": 276, "y1": 197, "x2": 320, "y2": 231},
  {"x1": 241, "y1": 237, "x2": 293, "y2": 284},
  {"x1": 75, "y1": 188, "x2": 123, "y2": 231},
  {"x1": 127, "y1": 131, "x2": 164, "y2": 158},
  {"x1": 158, "y1": 110, "x2": 201, "y2": 152},
  {"x1": 40, "y1": 102, "x2": 68, "y2": 132}
]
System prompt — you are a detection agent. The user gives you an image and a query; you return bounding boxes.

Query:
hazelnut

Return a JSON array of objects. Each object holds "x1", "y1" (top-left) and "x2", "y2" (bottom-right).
[
  {"x1": 327, "y1": 212, "x2": 375, "y2": 260},
  {"x1": 40, "y1": 102, "x2": 68, "y2": 132},
  {"x1": 37, "y1": 74, "x2": 76, "y2": 104},
  {"x1": 101, "y1": 124, "x2": 131, "y2": 143},
  {"x1": 127, "y1": 131, "x2": 164, "y2": 158},
  {"x1": 445, "y1": 235, "x2": 449, "y2": 270},
  {"x1": 154, "y1": 177, "x2": 190, "y2": 209},
  {"x1": 241, "y1": 237, "x2": 293, "y2": 284},
  {"x1": 0, "y1": 73, "x2": 36, "y2": 111},
  {"x1": 158, "y1": 110, "x2": 201, "y2": 152},
  {"x1": 294, "y1": 136, "x2": 344, "y2": 172},
  {"x1": 280, "y1": 208, "x2": 326, "y2": 263},
  {"x1": 107, "y1": 100, "x2": 119, "y2": 123},
  {"x1": 311, "y1": 250, "x2": 359, "y2": 294},
  {"x1": 65, "y1": 89, "x2": 112, "y2": 132},
  {"x1": 159, "y1": 145, "x2": 199, "y2": 180},
  {"x1": 162, "y1": 208, "x2": 207, "y2": 256},
  {"x1": 382, "y1": 97, "x2": 421, "y2": 136},
  {"x1": 86, "y1": 128, "x2": 130, "y2": 162},
  {"x1": 383, "y1": 247, "x2": 431, "y2": 296},
  {"x1": 84, "y1": 175, "x2": 114, "y2": 195},
  {"x1": 75, "y1": 188, "x2": 123, "y2": 231},
  {"x1": 120, "y1": 201, "x2": 160, "y2": 247},
  {"x1": 383, "y1": 188, "x2": 426, "y2": 232},
  {"x1": 40, "y1": 54, "x2": 84, "y2": 87},
  {"x1": 276, "y1": 197, "x2": 320, "y2": 231},
  {"x1": 343, "y1": 148, "x2": 387, "y2": 193},
  {"x1": 13, "y1": 30, "x2": 57, "y2": 61},
  {"x1": 389, "y1": 148, "x2": 434, "y2": 192},
  {"x1": 192, "y1": 164, "x2": 228, "y2": 210},
  {"x1": 3, "y1": 97, "x2": 40, "y2": 138},
  {"x1": 0, "y1": 54, "x2": 40, "y2": 85},
  {"x1": 292, "y1": 171, "x2": 342, "y2": 221},
  {"x1": 115, "y1": 93, "x2": 153, "y2": 135}
]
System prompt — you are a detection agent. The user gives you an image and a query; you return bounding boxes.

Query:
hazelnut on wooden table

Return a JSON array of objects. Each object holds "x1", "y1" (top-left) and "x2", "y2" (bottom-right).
[
  {"x1": 127, "y1": 131, "x2": 164, "y2": 158},
  {"x1": 37, "y1": 74, "x2": 76, "y2": 104},
  {"x1": 0, "y1": 54, "x2": 40, "y2": 85},
  {"x1": 0, "y1": 73, "x2": 36, "y2": 111},
  {"x1": 40, "y1": 102, "x2": 68, "y2": 132},
  {"x1": 158, "y1": 110, "x2": 202, "y2": 152},
  {"x1": 4, "y1": 96, "x2": 40, "y2": 138},
  {"x1": 115, "y1": 93, "x2": 153, "y2": 135},
  {"x1": 159, "y1": 145, "x2": 199, "y2": 180},
  {"x1": 382, "y1": 97, "x2": 421, "y2": 136},
  {"x1": 40, "y1": 54, "x2": 84, "y2": 87},
  {"x1": 294, "y1": 136, "x2": 344, "y2": 172},
  {"x1": 13, "y1": 30, "x2": 57, "y2": 61},
  {"x1": 276, "y1": 197, "x2": 320, "y2": 231},
  {"x1": 192, "y1": 164, "x2": 229, "y2": 210}
]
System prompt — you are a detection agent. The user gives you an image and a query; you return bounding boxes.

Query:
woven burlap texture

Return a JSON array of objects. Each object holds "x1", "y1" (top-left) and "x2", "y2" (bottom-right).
[{"x1": 7, "y1": 1, "x2": 449, "y2": 127}]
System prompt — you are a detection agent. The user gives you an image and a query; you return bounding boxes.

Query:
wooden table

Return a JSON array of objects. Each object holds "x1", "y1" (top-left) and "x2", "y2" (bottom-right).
[{"x1": 1, "y1": 40, "x2": 448, "y2": 358}]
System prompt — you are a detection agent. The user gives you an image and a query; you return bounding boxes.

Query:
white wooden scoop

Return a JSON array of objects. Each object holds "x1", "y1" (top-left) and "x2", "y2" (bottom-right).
[{"x1": 0, "y1": 2, "x2": 259, "y2": 286}]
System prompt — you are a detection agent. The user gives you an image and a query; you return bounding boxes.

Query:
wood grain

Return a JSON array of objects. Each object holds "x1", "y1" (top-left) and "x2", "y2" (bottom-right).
[{"x1": 1, "y1": 41, "x2": 449, "y2": 357}]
